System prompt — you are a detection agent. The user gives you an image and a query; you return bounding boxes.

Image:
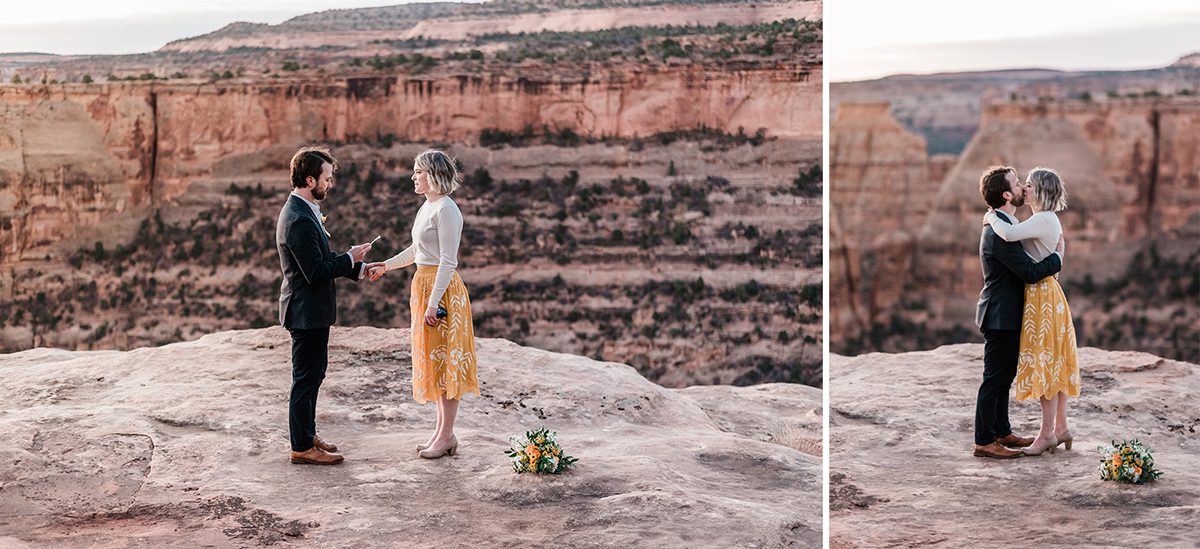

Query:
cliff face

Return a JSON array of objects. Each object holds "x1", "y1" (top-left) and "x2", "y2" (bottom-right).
[
  {"x1": 919, "y1": 98, "x2": 1200, "y2": 296},
  {"x1": 828, "y1": 102, "x2": 945, "y2": 342},
  {"x1": 0, "y1": 65, "x2": 820, "y2": 264},
  {"x1": 0, "y1": 71, "x2": 822, "y2": 388},
  {"x1": 831, "y1": 66, "x2": 1200, "y2": 155},
  {"x1": 0, "y1": 327, "x2": 821, "y2": 546},
  {"x1": 831, "y1": 96, "x2": 1200, "y2": 361}
]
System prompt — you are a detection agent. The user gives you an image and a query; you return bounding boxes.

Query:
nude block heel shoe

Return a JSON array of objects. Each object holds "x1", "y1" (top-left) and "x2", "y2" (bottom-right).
[
  {"x1": 419, "y1": 437, "x2": 459, "y2": 459},
  {"x1": 1056, "y1": 430, "x2": 1073, "y2": 451},
  {"x1": 417, "y1": 434, "x2": 455, "y2": 452},
  {"x1": 1021, "y1": 435, "x2": 1059, "y2": 456}
]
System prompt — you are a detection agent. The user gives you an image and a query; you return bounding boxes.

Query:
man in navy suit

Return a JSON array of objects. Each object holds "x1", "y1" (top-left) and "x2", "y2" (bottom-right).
[
  {"x1": 973, "y1": 166, "x2": 1064, "y2": 459},
  {"x1": 276, "y1": 146, "x2": 372, "y2": 465}
]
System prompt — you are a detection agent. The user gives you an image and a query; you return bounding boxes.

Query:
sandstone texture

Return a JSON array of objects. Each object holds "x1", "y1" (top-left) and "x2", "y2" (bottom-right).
[
  {"x1": 0, "y1": 327, "x2": 821, "y2": 547},
  {"x1": 830, "y1": 86, "x2": 1199, "y2": 362},
  {"x1": 160, "y1": 1, "x2": 821, "y2": 53},
  {"x1": 832, "y1": 65, "x2": 1200, "y2": 155},
  {"x1": 830, "y1": 345, "x2": 1200, "y2": 548},
  {"x1": 0, "y1": 3, "x2": 822, "y2": 387},
  {"x1": 828, "y1": 103, "x2": 942, "y2": 343},
  {"x1": 0, "y1": 65, "x2": 820, "y2": 259}
]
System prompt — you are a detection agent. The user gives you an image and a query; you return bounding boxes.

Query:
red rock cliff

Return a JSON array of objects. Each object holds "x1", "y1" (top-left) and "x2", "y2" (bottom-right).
[{"x1": 0, "y1": 65, "x2": 820, "y2": 263}]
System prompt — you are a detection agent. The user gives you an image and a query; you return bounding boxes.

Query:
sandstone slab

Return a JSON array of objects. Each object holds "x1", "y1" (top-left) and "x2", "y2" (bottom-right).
[
  {"x1": 0, "y1": 327, "x2": 820, "y2": 547},
  {"x1": 830, "y1": 345, "x2": 1200, "y2": 548}
]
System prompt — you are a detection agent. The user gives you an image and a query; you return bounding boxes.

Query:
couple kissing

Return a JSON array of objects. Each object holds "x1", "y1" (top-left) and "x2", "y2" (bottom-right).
[{"x1": 974, "y1": 166, "x2": 1081, "y2": 460}]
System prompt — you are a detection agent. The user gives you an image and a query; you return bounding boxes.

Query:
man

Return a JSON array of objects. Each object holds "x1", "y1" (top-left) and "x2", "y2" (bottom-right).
[
  {"x1": 276, "y1": 146, "x2": 372, "y2": 465},
  {"x1": 973, "y1": 166, "x2": 1063, "y2": 459}
]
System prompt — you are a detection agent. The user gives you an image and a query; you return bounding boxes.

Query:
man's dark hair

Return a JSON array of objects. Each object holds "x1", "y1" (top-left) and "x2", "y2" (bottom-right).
[
  {"x1": 290, "y1": 146, "x2": 337, "y2": 189},
  {"x1": 979, "y1": 165, "x2": 1015, "y2": 209}
]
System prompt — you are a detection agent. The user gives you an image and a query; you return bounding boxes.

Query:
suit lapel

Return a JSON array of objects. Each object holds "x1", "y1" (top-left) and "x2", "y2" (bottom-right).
[{"x1": 289, "y1": 194, "x2": 332, "y2": 254}]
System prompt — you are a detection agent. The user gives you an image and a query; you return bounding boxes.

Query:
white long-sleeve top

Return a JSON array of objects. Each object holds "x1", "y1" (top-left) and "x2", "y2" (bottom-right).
[
  {"x1": 383, "y1": 196, "x2": 463, "y2": 307},
  {"x1": 985, "y1": 210, "x2": 1062, "y2": 261}
]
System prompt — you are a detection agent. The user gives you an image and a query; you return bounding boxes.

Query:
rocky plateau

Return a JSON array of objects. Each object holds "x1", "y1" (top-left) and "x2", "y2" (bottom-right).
[
  {"x1": 830, "y1": 345, "x2": 1200, "y2": 548},
  {"x1": 0, "y1": 327, "x2": 822, "y2": 547}
]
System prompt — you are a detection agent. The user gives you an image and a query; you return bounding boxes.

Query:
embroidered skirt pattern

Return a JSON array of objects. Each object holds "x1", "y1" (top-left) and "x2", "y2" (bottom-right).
[
  {"x1": 1014, "y1": 276, "x2": 1081, "y2": 401},
  {"x1": 410, "y1": 265, "x2": 479, "y2": 403}
]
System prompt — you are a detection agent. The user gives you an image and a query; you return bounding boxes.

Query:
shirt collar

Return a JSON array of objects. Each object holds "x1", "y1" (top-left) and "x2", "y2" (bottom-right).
[{"x1": 290, "y1": 191, "x2": 322, "y2": 217}]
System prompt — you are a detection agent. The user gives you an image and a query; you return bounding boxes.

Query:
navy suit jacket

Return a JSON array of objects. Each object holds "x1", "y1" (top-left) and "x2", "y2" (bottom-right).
[
  {"x1": 276, "y1": 194, "x2": 362, "y2": 329},
  {"x1": 975, "y1": 210, "x2": 1062, "y2": 331}
]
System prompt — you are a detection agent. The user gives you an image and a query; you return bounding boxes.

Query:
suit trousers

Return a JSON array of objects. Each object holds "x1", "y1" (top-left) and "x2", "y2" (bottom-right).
[
  {"x1": 975, "y1": 329, "x2": 1021, "y2": 445},
  {"x1": 288, "y1": 327, "x2": 330, "y2": 452}
]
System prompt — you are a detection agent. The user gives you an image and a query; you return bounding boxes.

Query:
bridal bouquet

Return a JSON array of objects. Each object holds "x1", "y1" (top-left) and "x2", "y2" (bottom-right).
[
  {"x1": 507, "y1": 427, "x2": 578, "y2": 474},
  {"x1": 1098, "y1": 439, "x2": 1162, "y2": 484}
]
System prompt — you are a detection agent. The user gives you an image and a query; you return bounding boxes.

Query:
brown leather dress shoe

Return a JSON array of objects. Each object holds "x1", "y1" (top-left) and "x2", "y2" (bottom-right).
[
  {"x1": 973, "y1": 442, "x2": 1023, "y2": 459},
  {"x1": 995, "y1": 433, "x2": 1034, "y2": 448},
  {"x1": 314, "y1": 435, "x2": 338, "y2": 453},
  {"x1": 290, "y1": 446, "x2": 345, "y2": 465}
]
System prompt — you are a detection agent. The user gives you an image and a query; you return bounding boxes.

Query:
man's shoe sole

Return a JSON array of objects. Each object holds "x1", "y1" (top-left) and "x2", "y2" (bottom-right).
[
  {"x1": 290, "y1": 457, "x2": 344, "y2": 465},
  {"x1": 973, "y1": 450, "x2": 1021, "y2": 459}
]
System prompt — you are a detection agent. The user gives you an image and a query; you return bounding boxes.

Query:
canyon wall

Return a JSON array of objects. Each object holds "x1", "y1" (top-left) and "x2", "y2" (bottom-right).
[
  {"x1": 831, "y1": 65, "x2": 1200, "y2": 155},
  {"x1": 828, "y1": 102, "x2": 944, "y2": 342},
  {"x1": 918, "y1": 97, "x2": 1200, "y2": 299},
  {"x1": 831, "y1": 96, "x2": 1200, "y2": 360},
  {"x1": 1, "y1": 65, "x2": 820, "y2": 264}
]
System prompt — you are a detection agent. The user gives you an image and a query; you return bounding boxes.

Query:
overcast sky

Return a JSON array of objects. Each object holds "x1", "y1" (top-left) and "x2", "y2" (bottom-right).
[
  {"x1": 0, "y1": 1, "x2": 440, "y2": 55},
  {"x1": 5, "y1": 0, "x2": 1199, "y2": 75},
  {"x1": 827, "y1": 0, "x2": 1200, "y2": 81}
]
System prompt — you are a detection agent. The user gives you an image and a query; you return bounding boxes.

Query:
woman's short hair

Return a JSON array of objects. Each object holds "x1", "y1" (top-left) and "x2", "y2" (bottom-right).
[
  {"x1": 415, "y1": 149, "x2": 462, "y2": 195},
  {"x1": 1027, "y1": 167, "x2": 1068, "y2": 212}
]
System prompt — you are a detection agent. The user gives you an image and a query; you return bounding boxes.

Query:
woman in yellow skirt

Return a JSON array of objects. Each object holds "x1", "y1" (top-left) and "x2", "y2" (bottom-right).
[
  {"x1": 984, "y1": 167, "x2": 1080, "y2": 456},
  {"x1": 366, "y1": 149, "x2": 479, "y2": 459}
]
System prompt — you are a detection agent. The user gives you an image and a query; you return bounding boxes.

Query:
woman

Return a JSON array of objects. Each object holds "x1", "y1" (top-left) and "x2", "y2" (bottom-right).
[
  {"x1": 984, "y1": 167, "x2": 1080, "y2": 456},
  {"x1": 366, "y1": 149, "x2": 479, "y2": 459}
]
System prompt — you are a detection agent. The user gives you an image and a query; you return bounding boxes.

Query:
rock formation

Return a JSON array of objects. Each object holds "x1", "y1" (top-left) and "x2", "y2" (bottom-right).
[
  {"x1": 0, "y1": 3, "x2": 823, "y2": 387},
  {"x1": 0, "y1": 65, "x2": 820, "y2": 260},
  {"x1": 913, "y1": 98, "x2": 1200, "y2": 357},
  {"x1": 160, "y1": 1, "x2": 821, "y2": 53},
  {"x1": 830, "y1": 345, "x2": 1200, "y2": 547},
  {"x1": 828, "y1": 102, "x2": 945, "y2": 343},
  {"x1": 830, "y1": 89, "x2": 1199, "y2": 362},
  {"x1": 0, "y1": 327, "x2": 821, "y2": 547},
  {"x1": 832, "y1": 65, "x2": 1200, "y2": 155}
]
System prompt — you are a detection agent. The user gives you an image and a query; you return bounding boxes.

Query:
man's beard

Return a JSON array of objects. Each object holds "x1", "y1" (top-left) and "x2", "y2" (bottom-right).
[
  {"x1": 1010, "y1": 193, "x2": 1024, "y2": 207},
  {"x1": 312, "y1": 186, "x2": 328, "y2": 200}
]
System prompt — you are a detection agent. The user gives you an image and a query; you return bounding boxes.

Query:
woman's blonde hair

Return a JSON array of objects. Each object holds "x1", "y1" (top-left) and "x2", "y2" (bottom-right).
[
  {"x1": 1027, "y1": 167, "x2": 1068, "y2": 212},
  {"x1": 415, "y1": 149, "x2": 462, "y2": 195}
]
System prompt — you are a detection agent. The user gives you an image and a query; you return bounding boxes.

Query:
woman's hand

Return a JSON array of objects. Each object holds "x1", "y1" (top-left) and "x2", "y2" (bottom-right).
[
  {"x1": 424, "y1": 305, "x2": 440, "y2": 326},
  {"x1": 366, "y1": 262, "x2": 387, "y2": 281},
  {"x1": 982, "y1": 209, "x2": 993, "y2": 226}
]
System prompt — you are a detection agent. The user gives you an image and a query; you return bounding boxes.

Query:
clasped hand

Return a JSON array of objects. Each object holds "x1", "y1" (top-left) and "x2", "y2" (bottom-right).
[{"x1": 365, "y1": 262, "x2": 387, "y2": 281}]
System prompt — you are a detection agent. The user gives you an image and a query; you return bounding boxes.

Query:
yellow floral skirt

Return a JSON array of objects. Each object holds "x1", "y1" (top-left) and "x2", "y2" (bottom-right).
[
  {"x1": 1014, "y1": 276, "x2": 1081, "y2": 401},
  {"x1": 410, "y1": 266, "x2": 479, "y2": 404}
]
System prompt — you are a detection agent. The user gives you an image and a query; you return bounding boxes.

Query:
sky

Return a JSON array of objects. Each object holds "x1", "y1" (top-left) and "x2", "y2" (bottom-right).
[
  {"x1": 826, "y1": 0, "x2": 1200, "y2": 82},
  {"x1": 4, "y1": 0, "x2": 1199, "y2": 73},
  {"x1": 0, "y1": 1, "x2": 441, "y2": 55}
]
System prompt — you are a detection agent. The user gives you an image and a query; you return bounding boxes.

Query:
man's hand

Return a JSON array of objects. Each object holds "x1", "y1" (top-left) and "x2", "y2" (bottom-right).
[
  {"x1": 348, "y1": 242, "x2": 373, "y2": 263},
  {"x1": 423, "y1": 305, "x2": 440, "y2": 327},
  {"x1": 1055, "y1": 234, "x2": 1065, "y2": 256},
  {"x1": 366, "y1": 262, "x2": 387, "y2": 281}
]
